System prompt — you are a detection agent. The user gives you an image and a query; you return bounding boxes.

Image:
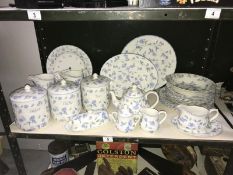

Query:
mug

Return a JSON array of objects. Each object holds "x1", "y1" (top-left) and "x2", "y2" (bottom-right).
[
  {"x1": 140, "y1": 108, "x2": 167, "y2": 133},
  {"x1": 111, "y1": 112, "x2": 140, "y2": 133}
]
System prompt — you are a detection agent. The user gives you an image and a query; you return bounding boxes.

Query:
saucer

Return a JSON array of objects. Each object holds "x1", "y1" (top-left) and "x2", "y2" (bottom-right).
[{"x1": 172, "y1": 116, "x2": 222, "y2": 137}]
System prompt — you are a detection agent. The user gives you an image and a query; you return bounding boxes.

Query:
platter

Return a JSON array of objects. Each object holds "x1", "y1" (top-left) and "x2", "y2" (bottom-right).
[
  {"x1": 122, "y1": 35, "x2": 176, "y2": 88},
  {"x1": 46, "y1": 45, "x2": 92, "y2": 75},
  {"x1": 100, "y1": 54, "x2": 158, "y2": 97}
]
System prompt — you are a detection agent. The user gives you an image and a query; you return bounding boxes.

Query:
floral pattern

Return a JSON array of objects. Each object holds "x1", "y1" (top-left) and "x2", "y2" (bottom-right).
[
  {"x1": 172, "y1": 116, "x2": 222, "y2": 137},
  {"x1": 11, "y1": 97, "x2": 50, "y2": 131},
  {"x1": 122, "y1": 35, "x2": 176, "y2": 88},
  {"x1": 81, "y1": 74, "x2": 110, "y2": 111},
  {"x1": 46, "y1": 45, "x2": 92, "y2": 75},
  {"x1": 100, "y1": 54, "x2": 158, "y2": 97},
  {"x1": 66, "y1": 110, "x2": 109, "y2": 131}
]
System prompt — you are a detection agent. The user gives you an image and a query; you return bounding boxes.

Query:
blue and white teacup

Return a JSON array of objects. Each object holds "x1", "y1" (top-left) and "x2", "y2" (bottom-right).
[{"x1": 140, "y1": 108, "x2": 167, "y2": 133}]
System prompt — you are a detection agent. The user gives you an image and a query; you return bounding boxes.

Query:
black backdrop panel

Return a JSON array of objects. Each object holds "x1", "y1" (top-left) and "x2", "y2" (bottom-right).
[
  {"x1": 36, "y1": 21, "x2": 214, "y2": 78},
  {"x1": 208, "y1": 21, "x2": 233, "y2": 82}
]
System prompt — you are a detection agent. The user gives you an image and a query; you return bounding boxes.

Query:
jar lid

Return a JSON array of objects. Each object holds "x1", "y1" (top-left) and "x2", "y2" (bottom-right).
[
  {"x1": 10, "y1": 85, "x2": 47, "y2": 103},
  {"x1": 81, "y1": 73, "x2": 110, "y2": 88},
  {"x1": 48, "y1": 140, "x2": 68, "y2": 155},
  {"x1": 48, "y1": 80, "x2": 79, "y2": 95}
]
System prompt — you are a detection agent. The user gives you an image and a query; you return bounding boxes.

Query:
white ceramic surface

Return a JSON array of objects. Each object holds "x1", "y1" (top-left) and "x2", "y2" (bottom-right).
[
  {"x1": 110, "y1": 85, "x2": 159, "y2": 115},
  {"x1": 100, "y1": 53, "x2": 158, "y2": 97},
  {"x1": 122, "y1": 35, "x2": 176, "y2": 88},
  {"x1": 65, "y1": 110, "x2": 109, "y2": 131},
  {"x1": 46, "y1": 45, "x2": 92, "y2": 75},
  {"x1": 81, "y1": 73, "x2": 110, "y2": 111},
  {"x1": 140, "y1": 108, "x2": 167, "y2": 133},
  {"x1": 176, "y1": 104, "x2": 219, "y2": 130},
  {"x1": 59, "y1": 69, "x2": 84, "y2": 85},
  {"x1": 28, "y1": 73, "x2": 55, "y2": 90},
  {"x1": 110, "y1": 112, "x2": 140, "y2": 133},
  {"x1": 10, "y1": 85, "x2": 50, "y2": 131},
  {"x1": 172, "y1": 116, "x2": 222, "y2": 137},
  {"x1": 48, "y1": 80, "x2": 81, "y2": 121}
]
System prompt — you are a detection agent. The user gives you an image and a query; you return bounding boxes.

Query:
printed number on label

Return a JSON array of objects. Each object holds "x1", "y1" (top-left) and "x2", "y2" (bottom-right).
[
  {"x1": 27, "y1": 10, "x2": 41, "y2": 20},
  {"x1": 205, "y1": 8, "x2": 221, "y2": 19},
  {"x1": 103, "y1": 137, "x2": 113, "y2": 142}
]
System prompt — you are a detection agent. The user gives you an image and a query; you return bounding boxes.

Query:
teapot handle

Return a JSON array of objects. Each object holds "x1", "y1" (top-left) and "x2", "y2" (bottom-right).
[{"x1": 145, "y1": 91, "x2": 159, "y2": 109}]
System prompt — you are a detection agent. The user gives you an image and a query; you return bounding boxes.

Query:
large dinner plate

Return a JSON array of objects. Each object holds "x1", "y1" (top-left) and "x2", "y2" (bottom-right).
[
  {"x1": 100, "y1": 54, "x2": 158, "y2": 97},
  {"x1": 122, "y1": 35, "x2": 176, "y2": 88},
  {"x1": 46, "y1": 45, "x2": 92, "y2": 75}
]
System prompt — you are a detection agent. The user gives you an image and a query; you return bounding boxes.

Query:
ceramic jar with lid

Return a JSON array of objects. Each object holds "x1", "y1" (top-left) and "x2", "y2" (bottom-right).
[
  {"x1": 48, "y1": 80, "x2": 81, "y2": 121},
  {"x1": 10, "y1": 85, "x2": 50, "y2": 131},
  {"x1": 81, "y1": 73, "x2": 110, "y2": 111}
]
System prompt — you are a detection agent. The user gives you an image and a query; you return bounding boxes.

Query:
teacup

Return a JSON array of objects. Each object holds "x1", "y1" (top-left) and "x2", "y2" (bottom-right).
[
  {"x1": 140, "y1": 108, "x2": 167, "y2": 133},
  {"x1": 28, "y1": 73, "x2": 55, "y2": 89},
  {"x1": 176, "y1": 104, "x2": 219, "y2": 130},
  {"x1": 60, "y1": 69, "x2": 84, "y2": 85},
  {"x1": 111, "y1": 112, "x2": 140, "y2": 133}
]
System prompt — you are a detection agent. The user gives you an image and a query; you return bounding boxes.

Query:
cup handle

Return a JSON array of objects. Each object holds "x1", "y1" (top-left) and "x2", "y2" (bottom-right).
[
  {"x1": 158, "y1": 111, "x2": 167, "y2": 125},
  {"x1": 145, "y1": 91, "x2": 159, "y2": 109},
  {"x1": 209, "y1": 109, "x2": 219, "y2": 122},
  {"x1": 110, "y1": 112, "x2": 118, "y2": 123},
  {"x1": 133, "y1": 115, "x2": 141, "y2": 127}
]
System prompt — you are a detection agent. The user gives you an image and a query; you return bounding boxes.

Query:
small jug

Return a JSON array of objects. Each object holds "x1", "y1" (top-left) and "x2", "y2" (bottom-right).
[
  {"x1": 176, "y1": 104, "x2": 219, "y2": 130},
  {"x1": 140, "y1": 108, "x2": 167, "y2": 133},
  {"x1": 28, "y1": 73, "x2": 55, "y2": 89}
]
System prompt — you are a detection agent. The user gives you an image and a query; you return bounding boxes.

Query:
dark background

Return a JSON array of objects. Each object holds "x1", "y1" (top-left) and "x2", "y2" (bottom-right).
[{"x1": 35, "y1": 20, "x2": 233, "y2": 83}]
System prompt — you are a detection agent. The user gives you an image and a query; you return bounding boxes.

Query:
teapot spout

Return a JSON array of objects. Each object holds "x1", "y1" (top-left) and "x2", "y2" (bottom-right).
[{"x1": 110, "y1": 91, "x2": 120, "y2": 108}]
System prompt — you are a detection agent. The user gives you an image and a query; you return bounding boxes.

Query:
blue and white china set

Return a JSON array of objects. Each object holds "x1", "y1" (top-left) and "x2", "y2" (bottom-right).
[{"x1": 9, "y1": 35, "x2": 221, "y2": 137}]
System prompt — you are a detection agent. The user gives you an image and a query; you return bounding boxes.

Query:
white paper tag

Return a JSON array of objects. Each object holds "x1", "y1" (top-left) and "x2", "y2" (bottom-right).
[
  {"x1": 103, "y1": 137, "x2": 113, "y2": 142},
  {"x1": 205, "y1": 8, "x2": 221, "y2": 19},
  {"x1": 27, "y1": 10, "x2": 41, "y2": 20}
]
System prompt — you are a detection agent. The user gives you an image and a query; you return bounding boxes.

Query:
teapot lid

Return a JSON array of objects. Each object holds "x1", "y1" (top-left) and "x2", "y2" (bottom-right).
[
  {"x1": 81, "y1": 73, "x2": 110, "y2": 88},
  {"x1": 124, "y1": 85, "x2": 143, "y2": 98},
  {"x1": 48, "y1": 80, "x2": 79, "y2": 95},
  {"x1": 10, "y1": 85, "x2": 47, "y2": 102}
]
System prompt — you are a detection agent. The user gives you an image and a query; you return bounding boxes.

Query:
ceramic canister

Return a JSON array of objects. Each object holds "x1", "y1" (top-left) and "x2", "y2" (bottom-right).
[
  {"x1": 10, "y1": 85, "x2": 50, "y2": 131},
  {"x1": 48, "y1": 80, "x2": 81, "y2": 121},
  {"x1": 81, "y1": 73, "x2": 110, "y2": 111}
]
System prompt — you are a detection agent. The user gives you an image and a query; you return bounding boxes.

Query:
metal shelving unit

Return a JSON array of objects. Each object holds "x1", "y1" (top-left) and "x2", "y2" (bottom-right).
[
  {"x1": 0, "y1": 7, "x2": 233, "y2": 21},
  {"x1": 1, "y1": 6, "x2": 233, "y2": 175}
]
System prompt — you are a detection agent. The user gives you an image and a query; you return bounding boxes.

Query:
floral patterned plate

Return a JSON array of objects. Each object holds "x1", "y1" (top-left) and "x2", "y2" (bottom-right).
[
  {"x1": 46, "y1": 45, "x2": 92, "y2": 75},
  {"x1": 100, "y1": 54, "x2": 158, "y2": 97},
  {"x1": 172, "y1": 116, "x2": 222, "y2": 137},
  {"x1": 122, "y1": 35, "x2": 176, "y2": 88}
]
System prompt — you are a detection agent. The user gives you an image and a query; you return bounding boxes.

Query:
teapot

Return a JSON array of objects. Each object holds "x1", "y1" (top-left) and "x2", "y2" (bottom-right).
[
  {"x1": 110, "y1": 85, "x2": 159, "y2": 115},
  {"x1": 28, "y1": 73, "x2": 55, "y2": 89}
]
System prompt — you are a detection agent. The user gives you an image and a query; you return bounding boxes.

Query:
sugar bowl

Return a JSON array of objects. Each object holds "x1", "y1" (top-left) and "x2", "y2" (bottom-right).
[
  {"x1": 10, "y1": 85, "x2": 50, "y2": 131},
  {"x1": 81, "y1": 73, "x2": 110, "y2": 111},
  {"x1": 48, "y1": 80, "x2": 82, "y2": 121}
]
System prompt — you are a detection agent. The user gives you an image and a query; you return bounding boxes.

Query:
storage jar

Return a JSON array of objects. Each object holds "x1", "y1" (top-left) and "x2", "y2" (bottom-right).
[
  {"x1": 48, "y1": 80, "x2": 81, "y2": 121},
  {"x1": 10, "y1": 85, "x2": 50, "y2": 131},
  {"x1": 81, "y1": 73, "x2": 110, "y2": 111}
]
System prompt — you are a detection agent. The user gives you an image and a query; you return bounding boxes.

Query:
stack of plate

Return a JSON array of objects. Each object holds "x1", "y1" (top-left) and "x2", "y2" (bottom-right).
[{"x1": 159, "y1": 73, "x2": 216, "y2": 109}]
